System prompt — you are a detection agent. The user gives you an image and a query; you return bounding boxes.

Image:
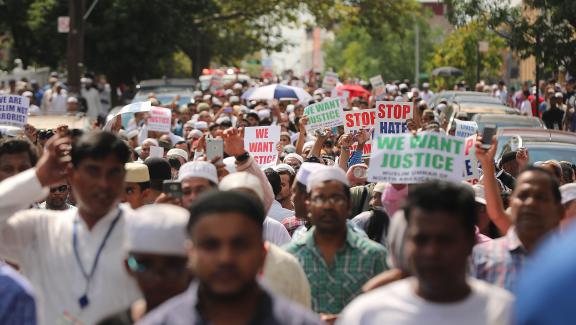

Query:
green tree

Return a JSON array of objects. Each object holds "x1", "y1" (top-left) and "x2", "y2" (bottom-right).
[
  {"x1": 324, "y1": 12, "x2": 439, "y2": 82},
  {"x1": 444, "y1": 0, "x2": 576, "y2": 77},
  {"x1": 429, "y1": 20, "x2": 506, "y2": 88}
]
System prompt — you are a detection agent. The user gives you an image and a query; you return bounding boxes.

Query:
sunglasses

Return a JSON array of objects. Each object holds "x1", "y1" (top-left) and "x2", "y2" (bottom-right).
[{"x1": 50, "y1": 185, "x2": 68, "y2": 193}]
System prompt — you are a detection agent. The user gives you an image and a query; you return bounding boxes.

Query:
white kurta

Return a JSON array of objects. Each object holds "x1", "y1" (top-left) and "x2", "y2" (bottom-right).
[{"x1": 0, "y1": 169, "x2": 141, "y2": 325}]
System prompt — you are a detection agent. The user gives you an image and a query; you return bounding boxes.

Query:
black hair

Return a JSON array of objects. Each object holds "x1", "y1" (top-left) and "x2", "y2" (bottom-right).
[
  {"x1": 366, "y1": 208, "x2": 390, "y2": 244},
  {"x1": 264, "y1": 168, "x2": 281, "y2": 197},
  {"x1": 403, "y1": 180, "x2": 477, "y2": 236},
  {"x1": 137, "y1": 181, "x2": 151, "y2": 192},
  {"x1": 246, "y1": 112, "x2": 259, "y2": 121},
  {"x1": 559, "y1": 161, "x2": 575, "y2": 184},
  {"x1": 187, "y1": 191, "x2": 265, "y2": 234},
  {"x1": 277, "y1": 169, "x2": 295, "y2": 186},
  {"x1": 71, "y1": 131, "x2": 130, "y2": 168},
  {"x1": 167, "y1": 156, "x2": 182, "y2": 170},
  {"x1": 519, "y1": 165, "x2": 562, "y2": 203},
  {"x1": 0, "y1": 138, "x2": 38, "y2": 166}
]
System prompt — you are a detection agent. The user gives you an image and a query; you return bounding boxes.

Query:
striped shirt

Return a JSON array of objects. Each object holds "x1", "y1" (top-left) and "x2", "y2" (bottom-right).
[
  {"x1": 470, "y1": 228, "x2": 526, "y2": 291},
  {"x1": 284, "y1": 227, "x2": 388, "y2": 314},
  {"x1": 0, "y1": 263, "x2": 37, "y2": 325}
]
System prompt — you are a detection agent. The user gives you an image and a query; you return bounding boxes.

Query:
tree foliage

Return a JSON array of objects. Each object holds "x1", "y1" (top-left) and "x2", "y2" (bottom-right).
[
  {"x1": 323, "y1": 8, "x2": 439, "y2": 82},
  {"x1": 444, "y1": 0, "x2": 576, "y2": 76},
  {"x1": 429, "y1": 20, "x2": 506, "y2": 88}
]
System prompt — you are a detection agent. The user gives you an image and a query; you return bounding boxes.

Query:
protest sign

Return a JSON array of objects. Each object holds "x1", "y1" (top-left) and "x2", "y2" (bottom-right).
[
  {"x1": 463, "y1": 135, "x2": 480, "y2": 183},
  {"x1": 0, "y1": 95, "x2": 29, "y2": 128},
  {"x1": 149, "y1": 146, "x2": 164, "y2": 158},
  {"x1": 244, "y1": 125, "x2": 280, "y2": 168},
  {"x1": 454, "y1": 119, "x2": 478, "y2": 138},
  {"x1": 322, "y1": 71, "x2": 338, "y2": 91},
  {"x1": 344, "y1": 108, "x2": 377, "y2": 133},
  {"x1": 367, "y1": 132, "x2": 465, "y2": 184},
  {"x1": 331, "y1": 88, "x2": 349, "y2": 107},
  {"x1": 210, "y1": 74, "x2": 223, "y2": 92},
  {"x1": 370, "y1": 75, "x2": 385, "y2": 97},
  {"x1": 303, "y1": 98, "x2": 345, "y2": 132},
  {"x1": 374, "y1": 101, "x2": 413, "y2": 135},
  {"x1": 148, "y1": 106, "x2": 172, "y2": 133}
]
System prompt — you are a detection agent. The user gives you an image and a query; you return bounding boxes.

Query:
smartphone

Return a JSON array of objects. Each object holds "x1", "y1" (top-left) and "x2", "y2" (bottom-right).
[
  {"x1": 206, "y1": 138, "x2": 224, "y2": 163},
  {"x1": 162, "y1": 180, "x2": 182, "y2": 198},
  {"x1": 480, "y1": 124, "x2": 497, "y2": 149}
]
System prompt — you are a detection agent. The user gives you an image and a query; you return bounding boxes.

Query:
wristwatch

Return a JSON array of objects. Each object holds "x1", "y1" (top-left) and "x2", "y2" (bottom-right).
[{"x1": 235, "y1": 151, "x2": 250, "y2": 163}]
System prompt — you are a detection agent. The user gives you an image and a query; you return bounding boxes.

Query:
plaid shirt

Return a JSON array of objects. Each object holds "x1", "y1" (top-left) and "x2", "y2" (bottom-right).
[
  {"x1": 470, "y1": 228, "x2": 527, "y2": 291},
  {"x1": 281, "y1": 216, "x2": 306, "y2": 236},
  {"x1": 283, "y1": 227, "x2": 388, "y2": 314}
]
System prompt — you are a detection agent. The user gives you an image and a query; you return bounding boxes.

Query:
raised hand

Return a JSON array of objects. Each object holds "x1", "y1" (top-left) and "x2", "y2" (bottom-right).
[
  {"x1": 35, "y1": 135, "x2": 72, "y2": 187},
  {"x1": 222, "y1": 127, "x2": 246, "y2": 157}
]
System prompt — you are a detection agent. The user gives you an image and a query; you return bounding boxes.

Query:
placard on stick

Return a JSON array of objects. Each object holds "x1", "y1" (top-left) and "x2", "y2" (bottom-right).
[
  {"x1": 303, "y1": 98, "x2": 345, "y2": 132},
  {"x1": 244, "y1": 125, "x2": 281, "y2": 168},
  {"x1": 0, "y1": 95, "x2": 29, "y2": 128}
]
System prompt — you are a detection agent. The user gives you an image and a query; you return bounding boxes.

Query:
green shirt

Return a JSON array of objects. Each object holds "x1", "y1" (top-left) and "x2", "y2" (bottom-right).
[{"x1": 283, "y1": 226, "x2": 388, "y2": 314}]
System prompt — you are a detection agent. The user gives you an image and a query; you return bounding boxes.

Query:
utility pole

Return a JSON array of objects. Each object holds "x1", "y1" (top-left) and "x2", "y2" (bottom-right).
[
  {"x1": 415, "y1": 21, "x2": 420, "y2": 88},
  {"x1": 67, "y1": 0, "x2": 85, "y2": 95}
]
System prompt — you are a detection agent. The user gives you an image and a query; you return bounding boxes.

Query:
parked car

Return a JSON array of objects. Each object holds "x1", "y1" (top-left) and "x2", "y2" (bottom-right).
[
  {"x1": 495, "y1": 128, "x2": 576, "y2": 164},
  {"x1": 427, "y1": 91, "x2": 492, "y2": 109},
  {"x1": 443, "y1": 102, "x2": 519, "y2": 131},
  {"x1": 472, "y1": 114, "x2": 544, "y2": 132}
]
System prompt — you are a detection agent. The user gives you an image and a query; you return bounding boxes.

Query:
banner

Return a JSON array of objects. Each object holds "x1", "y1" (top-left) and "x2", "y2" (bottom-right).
[
  {"x1": 344, "y1": 108, "x2": 377, "y2": 133},
  {"x1": 244, "y1": 125, "x2": 280, "y2": 168},
  {"x1": 454, "y1": 119, "x2": 478, "y2": 138},
  {"x1": 370, "y1": 75, "x2": 385, "y2": 97},
  {"x1": 374, "y1": 101, "x2": 413, "y2": 135},
  {"x1": 0, "y1": 95, "x2": 29, "y2": 128},
  {"x1": 210, "y1": 74, "x2": 223, "y2": 92},
  {"x1": 463, "y1": 135, "x2": 480, "y2": 183},
  {"x1": 148, "y1": 106, "x2": 172, "y2": 133},
  {"x1": 331, "y1": 88, "x2": 349, "y2": 107},
  {"x1": 303, "y1": 98, "x2": 345, "y2": 132},
  {"x1": 322, "y1": 72, "x2": 338, "y2": 91},
  {"x1": 367, "y1": 132, "x2": 465, "y2": 184}
]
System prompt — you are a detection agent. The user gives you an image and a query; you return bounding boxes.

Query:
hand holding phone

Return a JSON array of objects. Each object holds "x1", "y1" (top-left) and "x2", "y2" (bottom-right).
[
  {"x1": 206, "y1": 138, "x2": 224, "y2": 163},
  {"x1": 162, "y1": 180, "x2": 182, "y2": 198},
  {"x1": 480, "y1": 125, "x2": 496, "y2": 150}
]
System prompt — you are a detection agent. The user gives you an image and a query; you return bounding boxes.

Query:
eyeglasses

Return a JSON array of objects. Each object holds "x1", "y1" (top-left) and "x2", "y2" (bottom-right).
[
  {"x1": 50, "y1": 185, "x2": 68, "y2": 193},
  {"x1": 127, "y1": 255, "x2": 188, "y2": 279},
  {"x1": 310, "y1": 195, "x2": 347, "y2": 205}
]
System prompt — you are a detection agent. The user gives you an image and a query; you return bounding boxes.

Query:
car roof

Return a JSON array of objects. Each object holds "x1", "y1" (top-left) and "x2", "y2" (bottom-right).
[
  {"x1": 497, "y1": 127, "x2": 576, "y2": 144},
  {"x1": 474, "y1": 114, "x2": 543, "y2": 124},
  {"x1": 453, "y1": 102, "x2": 518, "y2": 114},
  {"x1": 452, "y1": 96, "x2": 501, "y2": 104}
]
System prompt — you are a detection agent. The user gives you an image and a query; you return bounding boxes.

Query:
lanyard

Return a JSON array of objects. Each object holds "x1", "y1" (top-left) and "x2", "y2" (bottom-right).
[{"x1": 72, "y1": 209, "x2": 122, "y2": 309}]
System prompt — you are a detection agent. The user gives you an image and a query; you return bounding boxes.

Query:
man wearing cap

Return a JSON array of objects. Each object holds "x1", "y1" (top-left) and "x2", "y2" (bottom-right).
[
  {"x1": 542, "y1": 92, "x2": 565, "y2": 130},
  {"x1": 139, "y1": 139, "x2": 159, "y2": 161},
  {"x1": 420, "y1": 82, "x2": 434, "y2": 102},
  {"x1": 97, "y1": 204, "x2": 191, "y2": 324},
  {"x1": 177, "y1": 161, "x2": 219, "y2": 209},
  {"x1": 265, "y1": 168, "x2": 294, "y2": 223},
  {"x1": 284, "y1": 153, "x2": 304, "y2": 174},
  {"x1": 284, "y1": 166, "x2": 388, "y2": 318},
  {"x1": 560, "y1": 183, "x2": 576, "y2": 226},
  {"x1": 122, "y1": 163, "x2": 151, "y2": 210},
  {"x1": 66, "y1": 96, "x2": 79, "y2": 115},
  {"x1": 22, "y1": 91, "x2": 42, "y2": 116},
  {"x1": 138, "y1": 191, "x2": 321, "y2": 325},
  {"x1": 351, "y1": 182, "x2": 389, "y2": 246},
  {"x1": 166, "y1": 148, "x2": 188, "y2": 166},
  {"x1": 274, "y1": 164, "x2": 296, "y2": 211}
]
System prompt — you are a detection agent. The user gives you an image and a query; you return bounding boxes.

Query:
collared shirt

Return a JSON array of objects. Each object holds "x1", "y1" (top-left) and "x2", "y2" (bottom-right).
[
  {"x1": 470, "y1": 228, "x2": 527, "y2": 291},
  {"x1": 0, "y1": 170, "x2": 141, "y2": 325},
  {"x1": 0, "y1": 263, "x2": 37, "y2": 325},
  {"x1": 281, "y1": 216, "x2": 306, "y2": 236},
  {"x1": 268, "y1": 200, "x2": 295, "y2": 223},
  {"x1": 284, "y1": 227, "x2": 389, "y2": 314},
  {"x1": 138, "y1": 281, "x2": 322, "y2": 325}
]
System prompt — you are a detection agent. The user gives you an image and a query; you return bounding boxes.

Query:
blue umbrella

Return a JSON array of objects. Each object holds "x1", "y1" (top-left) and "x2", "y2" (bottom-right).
[{"x1": 246, "y1": 84, "x2": 312, "y2": 103}]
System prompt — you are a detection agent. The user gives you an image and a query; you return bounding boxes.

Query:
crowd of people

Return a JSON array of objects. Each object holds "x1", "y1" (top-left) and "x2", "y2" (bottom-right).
[{"x1": 0, "y1": 72, "x2": 575, "y2": 325}]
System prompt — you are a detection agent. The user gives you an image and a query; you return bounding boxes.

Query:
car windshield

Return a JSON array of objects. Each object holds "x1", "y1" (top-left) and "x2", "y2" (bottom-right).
[{"x1": 525, "y1": 145, "x2": 576, "y2": 164}]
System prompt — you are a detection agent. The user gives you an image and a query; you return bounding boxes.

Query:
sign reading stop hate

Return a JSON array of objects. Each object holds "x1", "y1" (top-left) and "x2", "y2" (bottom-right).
[{"x1": 343, "y1": 101, "x2": 413, "y2": 134}]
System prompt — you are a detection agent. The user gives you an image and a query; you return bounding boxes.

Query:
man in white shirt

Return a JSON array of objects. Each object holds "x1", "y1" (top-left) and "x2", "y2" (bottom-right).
[
  {"x1": 0, "y1": 132, "x2": 140, "y2": 325},
  {"x1": 338, "y1": 180, "x2": 513, "y2": 325}
]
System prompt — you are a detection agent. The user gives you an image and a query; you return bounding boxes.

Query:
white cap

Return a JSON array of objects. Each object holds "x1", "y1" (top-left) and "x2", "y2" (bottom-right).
[
  {"x1": 423, "y1": 82, "x2": 430, "y2": 88},
  {"x1": 373, "y1": 182, "x2": 387, "y2": 193},
  {"x1": 233, "y1": 83, "x2": 243, "y2": 90},
  {"x1": 193, "y1": 90, "x2": 203, "y2": 97},
  {"x1": 257, "y1": 109, "x2": 271, "y2": 120},
  {"x1": 303, "y1": 141, "x2": 315, "y2": 152},
  {"x1": 184, "y1": 120, "x2": 195, "y2": 128},
  {"x1": 230, "y1": 96, "x2": 240, "y2": 103},
  {"x1": 286, "y1": 104, "x2": 295, "y2": 113},
  {"x1": 127, "y1": 204, "x2": 189, "y2": 256},
  {"x1": 126, "y1": 129, "x2": 139, "y2": 140},
  {"x1": 178, "y1": 161, "x2": 218, "y2": 184},
  {"x1": 555, "y1": 92, "x2": 564, "y2": 99},
  {"x1": 22, "y1": 91, "x2": 33, "y2": 97},
  {"x1": 313, "y1": 88, "x2": 325, "y2": 96},
  {"x1": 274, "y1": 163, "x2": 295, "y2": 175},
  {"x1": 307, "y1": 166, "x2": 350, "y2": 193},
  {"x1": 187, "y1": 129, "x2": 203, "y2": 139},
  {"x1": 212, "y1": 98, "x2": 222, "y2": 106},
  {"x1": 222, "y1": 156, "x2": 237, "y2": 174},
  {"x1": 295, "y1": 162, "x2": 327, "y2": 186},
  {"x1": 560, "y1": 183, "x2": 576, "y2": 204},
  {"x1": 225, "y1": 89, "x2": 234, "y2": 96},
  {"x1": 125, "y1": 163, "x2": 150, "y2": 183},
  {"x1": 473, "y1": 185, "x2": 486, "y2": 205},
  {"x1": 67, "y1": 97, "x2": 78, "y2": 103},
  {"x1": 219, "y1": 172, "x2": 264, "y2": 203},
  {"x1": 194, "y1": 121, "x2": 208, "y2": 130},
  {"x1": 216, "y1": 116, "x2": 231, "y2": 125},
  {"x1": 399, "y1": 83, "x2": 408, "y2": 90},
  {"x1": 436, "y1": 103, "x2": 447, "y2": 112},
  {"x1": 167, "y1": 148, "x2": 188, "y2": 162},
  {"x1": 284, "y1": 153, "x2": 304, "y2": 165},
  {"x1": 143, "y1": 138, "x2": 159, "y2": 146},
  {"x1": 203, "y1": 94, "x2": 212, "y2": 101}
]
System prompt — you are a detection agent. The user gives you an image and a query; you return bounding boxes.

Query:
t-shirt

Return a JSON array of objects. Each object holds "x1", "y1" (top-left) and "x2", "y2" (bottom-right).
[
  {"x1": 337, "y1": 277, "x2": 514, "y2": 325},
  {"x1": 520, "y1": 99, "x2": 533, "y2": 116}
]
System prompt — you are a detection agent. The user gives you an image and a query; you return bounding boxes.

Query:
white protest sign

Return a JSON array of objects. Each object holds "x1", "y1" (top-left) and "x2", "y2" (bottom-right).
[
  {"x1": 454, "y1": 119, "x2": 478, "y2": 138},
  {"x1": 149, "y1": 146, "x2": 164, "y2": 158},
  {"x1": 147, "y1": 106, "x2": 172, "y2": 133},
  {"x1": 463, "y1": 135, "x2": 480, "y2": 183},
  {"x1": 374, "y1": 101, "x2": 413, "y2": 135},
  {"x1": 210, "y1": 74, "x2": 223, "y2": 92},
  {"x1": 331, "y1": 88, "x2": 349, "y2": 107},
  {"x1": 322, "y1": 71, "x2": 339, "y2": 91},
  {"x1": 244, "y1": 125, "x2": 281, "y2": 168},
  {"x1": 367, "y1": 132, "x2": 465, "y2": 184},
  {"x1": 303, "y1": 98, "x2": 345, "y2": 132},
  {"x1": 103, "y1": 101, "x2": 152, "y2": 131},
  {"x1": 0, "y1": 95, "x2": 29, "y2": 128},
  {"x1": 370, "y1": 75, "x2": 385, "y2": 97}
]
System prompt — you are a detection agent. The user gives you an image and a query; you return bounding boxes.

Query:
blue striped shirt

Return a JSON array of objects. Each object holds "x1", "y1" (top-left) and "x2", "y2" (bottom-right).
[{"x1": 0, "y1": 263, "x2": 37, "y2": 325}]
